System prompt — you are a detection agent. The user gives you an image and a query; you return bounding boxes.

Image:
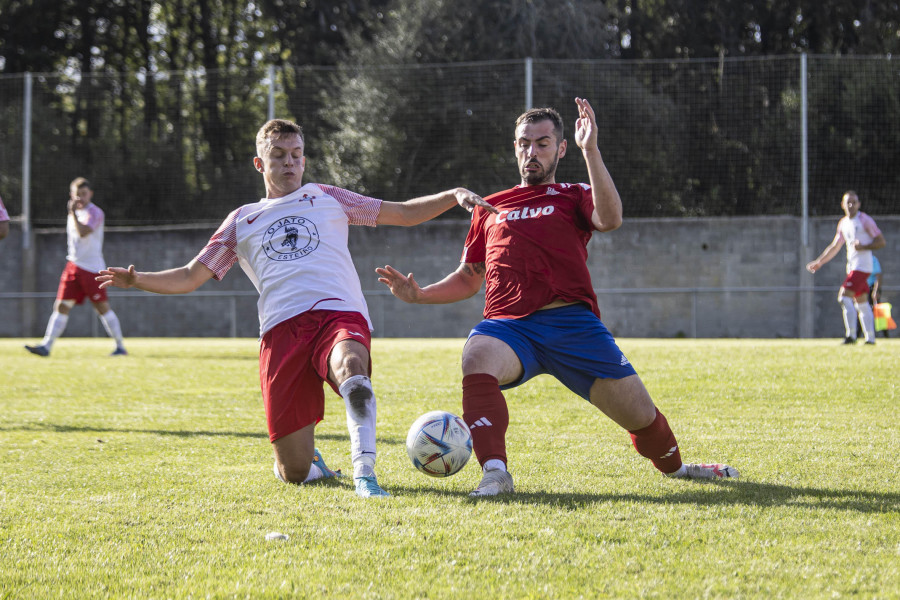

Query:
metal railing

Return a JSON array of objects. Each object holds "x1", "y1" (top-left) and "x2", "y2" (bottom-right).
[{"x1": 4, "y1": 285, "x2": 895, "y2": 339}]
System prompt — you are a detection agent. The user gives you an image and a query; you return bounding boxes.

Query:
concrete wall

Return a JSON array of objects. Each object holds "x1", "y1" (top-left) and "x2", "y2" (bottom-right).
[{"x1": 2, "y1": 215, "x2": 897, "y2": 339}]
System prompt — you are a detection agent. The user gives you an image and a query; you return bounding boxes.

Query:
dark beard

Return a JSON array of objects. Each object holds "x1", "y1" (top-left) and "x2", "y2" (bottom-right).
[{"x1": 520, "y1": 155, "x2": 559, "y2": 185}]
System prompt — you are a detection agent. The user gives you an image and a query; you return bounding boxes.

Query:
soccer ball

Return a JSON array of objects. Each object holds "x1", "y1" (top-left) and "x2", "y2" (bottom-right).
[{"x1": 406, "y1": 410, "x2": 473, "y2": 477}]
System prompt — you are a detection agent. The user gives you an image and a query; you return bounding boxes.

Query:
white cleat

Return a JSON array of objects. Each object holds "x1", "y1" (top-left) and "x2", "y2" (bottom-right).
[
  {"x1": 469, "y1": 468, "x2": 514, "y2": 497},
  {"x1": 674, "y1": 463, "x2": 740, "y2": 480}
]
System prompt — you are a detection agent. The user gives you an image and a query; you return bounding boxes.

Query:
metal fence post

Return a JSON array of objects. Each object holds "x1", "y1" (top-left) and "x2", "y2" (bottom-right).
[
  {"x1": 21, "y1": 72, "x2": 38, "y2": 336},
  {"x1": 799, "y1": 53, "x2": 815, "y2": 338},
  {"x1": 22, "y1": 72, "x2": 32, "y2": 250},
  {"x1": 267, "y1": 65, "x2": 275, "y2": 121},
  {"x1": 525, "y1": 57, "x2": 533, "y2": 111}
]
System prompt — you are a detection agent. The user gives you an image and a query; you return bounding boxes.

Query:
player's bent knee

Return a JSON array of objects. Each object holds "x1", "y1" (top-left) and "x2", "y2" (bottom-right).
[{"x1": 278, "y1": 461, "x2": 311, "y2": 484}]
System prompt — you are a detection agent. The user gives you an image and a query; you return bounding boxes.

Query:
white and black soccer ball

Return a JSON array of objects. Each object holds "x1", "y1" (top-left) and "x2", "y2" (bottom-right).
[{"x1": 406, "y1": 410, "x2": 473, "y2": 477}]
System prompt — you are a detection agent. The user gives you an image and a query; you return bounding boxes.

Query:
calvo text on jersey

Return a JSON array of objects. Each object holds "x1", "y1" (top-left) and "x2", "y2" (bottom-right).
[
  {"x1": 495, "y1": 205, "x2": 555, "y2": 223},
  {"x1": 262, "y1": 216, "x2": 320, "y2": 261}
]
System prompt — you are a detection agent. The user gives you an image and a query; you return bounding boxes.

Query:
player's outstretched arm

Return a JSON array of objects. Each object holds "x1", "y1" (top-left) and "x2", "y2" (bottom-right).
[
  {"x1": 96, "y1": 259, "x2": 215, "y2": 294},
  {"x1": 806, "y1": 232, "x2": 843, "y2": 273},
  {"x1": 574, "y1": 97, "x2": 622, "y2": 232},
  {"x1": 376, "y1": 188, "x2": 496, "y2": 227},
  {"x1": 376, "y1": 262, "x2": 484, "y2": 304}
]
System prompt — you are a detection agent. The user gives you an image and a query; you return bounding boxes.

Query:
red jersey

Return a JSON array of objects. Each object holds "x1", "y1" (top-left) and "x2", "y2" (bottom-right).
[{"x1": 461, "y1": 183, "x2": 601, "y2": 320}]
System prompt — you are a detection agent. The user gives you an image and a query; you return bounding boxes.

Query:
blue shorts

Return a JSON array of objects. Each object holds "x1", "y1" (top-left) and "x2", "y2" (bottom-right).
[{"x1": 467, "y1": 304, "x2": 637, "y2": 401}]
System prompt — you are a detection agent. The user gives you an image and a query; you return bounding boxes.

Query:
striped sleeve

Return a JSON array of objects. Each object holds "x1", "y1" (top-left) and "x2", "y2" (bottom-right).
[
  {"x1": 317, "y1": 184, "x2": 382, "y2": 226},
  {"x1": 196, "y1": 208, "x2": 240, "y2": 280}
]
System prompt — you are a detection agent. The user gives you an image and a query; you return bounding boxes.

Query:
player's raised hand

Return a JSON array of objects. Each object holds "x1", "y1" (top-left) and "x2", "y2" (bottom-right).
[
  {"x1": 376, "y1": 265, "x2": 423, "y2": 303},
  {"x1": 96, "y1": 265, "x2": 138, "y2": 289},
  {"x1": 574, "y1": 97, "x2": 599, "y2": 151},
  {"x1": 454, "y1": 188, "x2": 497, "y2": 214}
]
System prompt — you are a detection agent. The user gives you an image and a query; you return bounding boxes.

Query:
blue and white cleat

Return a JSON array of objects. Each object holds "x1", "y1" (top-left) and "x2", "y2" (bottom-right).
[
  {"x1": 312, "y1": 448, "x2": 342, "y2": 479},
  {"x1": 110, "y1": 347, "x2": 128, "y2": 356},
  {"x1": 354, "y1": 475, "x2": 390, "y2": 498}
]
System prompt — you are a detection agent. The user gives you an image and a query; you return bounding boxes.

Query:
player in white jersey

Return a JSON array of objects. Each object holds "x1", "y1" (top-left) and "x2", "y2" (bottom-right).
[
  {"x1": 25, "y1": 178, "x2": 128, "y2": 357},
  {"x1": 0, "y1": 192, "x2": 10, "y2": 240},
  {"x1": 806, "y1": 190, "x2": 886, "y2": 344},
  {"x1": 97, "y1": 119, "x2": 494, "y2": 498}
]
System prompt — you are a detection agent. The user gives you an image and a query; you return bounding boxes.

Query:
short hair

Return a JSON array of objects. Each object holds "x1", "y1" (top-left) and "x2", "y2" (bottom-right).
[
  {"x1": 70, "y1": 177, "x2": 91, "y2": 191},
  {"x1": 843, "y1": 190, "x2": 859, "y2": 201},
  {"x1": 256, "y1": 119, "x2": 304, "y2": 156},
  {"x1": 515, "y1": 107, "x2": 564, "y2": 144}
]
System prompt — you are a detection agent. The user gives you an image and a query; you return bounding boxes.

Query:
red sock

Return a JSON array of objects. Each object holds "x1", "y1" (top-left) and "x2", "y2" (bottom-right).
[
  {"x1": 462, "y1": 373, "x2": 509, "y2": 467},
  {"x1": 628, "y1": 409, "x2": 683, "y2": 474}
]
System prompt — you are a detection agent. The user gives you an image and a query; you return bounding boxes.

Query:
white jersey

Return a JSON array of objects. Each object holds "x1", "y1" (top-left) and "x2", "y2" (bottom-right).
[
  {"x1": 837, "y1": 212, "x2": 881, "y2": 273},
  {"x1": 196, "y1": 182, "x2": 382, "y2": 337},
  {"x1": 67, "y1": 203, "x2": 106, "y2": 273}
]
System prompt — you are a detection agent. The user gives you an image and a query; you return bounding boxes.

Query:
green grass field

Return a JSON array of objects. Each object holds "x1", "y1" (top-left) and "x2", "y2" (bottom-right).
[{"x1": 2, "y1": 337, "x2": 898, "y2": 599}]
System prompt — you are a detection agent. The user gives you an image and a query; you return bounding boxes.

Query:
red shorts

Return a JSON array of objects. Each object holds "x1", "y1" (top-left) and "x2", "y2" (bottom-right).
[
  {"x1": 841, "y1": 270, "x2": 870, "y2": 298},
  {"x1": 259, "y1": 310, "x2": 372, "y2": 442},
  {"x1": 57, "y1": 262, "x2": 107, "y2": 304}
]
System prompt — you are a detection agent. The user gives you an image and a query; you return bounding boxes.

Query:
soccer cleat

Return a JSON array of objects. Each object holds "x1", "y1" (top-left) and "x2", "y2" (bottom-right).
[
  {"x1": 842, "y1": 337, "x2": 857, "y2": 345},
  {"x1": 676, "y1": 463, "x2": 740, "y2": 480},
  {"x1": 469, "y1": 468, "x2": 514, "y2": 497},
  {"x1": 311, "y1": 448, "x2": 342, "y2": 479},
  {"x1": 864, "y1": 340, "x2": 876, "y2": 346},
  {"x1": 354, "y1": 475, "x2": 390, "y2": 498},
  {"x1": 110, "y1": 347, "x2": 128, "y2": 356},
  {"x1": 25, "y1": 344, "x2": 50, "y2": 357}
]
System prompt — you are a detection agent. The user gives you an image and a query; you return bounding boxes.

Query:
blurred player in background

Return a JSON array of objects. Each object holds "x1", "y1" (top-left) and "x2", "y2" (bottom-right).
[
  {"x1": 25, "y1": 178, "x2": 128, "y2": 357},
  {"x1": 97, "y1": 119, "x2": 493, "y2": 499},
  {"x1": 857, "y1": 255, "x2": 883, "y2": 339},
  {"x1": 0, "y1": 193, "x2": 9, "y2": 240},
  {"x1": 377, "y1": 98, "x2": 739, "y2": 497},
  {"x1": 806, "y1": 191, "x2": 886, "y2": 345}
]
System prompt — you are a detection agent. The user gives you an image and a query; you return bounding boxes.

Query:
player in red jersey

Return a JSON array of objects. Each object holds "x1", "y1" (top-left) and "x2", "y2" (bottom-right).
[
  {"x1": 97, "y1": 119, "x2": 493, "y2": 498},
  {"x1": 377, "y1": 98, "x2": 739, "y2": 496}
]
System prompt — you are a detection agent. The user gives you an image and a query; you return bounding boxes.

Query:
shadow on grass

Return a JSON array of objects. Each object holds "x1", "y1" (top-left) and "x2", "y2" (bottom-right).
[
  {"x1": 2, "y1": 422, "x2": 410, "y2": 446},
  {"x1": 381, "y1": 480, "x2": 900, "y2": 514},
  {"x1": 3, "y1": 421, "x2": 300, "y2": 441},
  {"x1": 136, "y1": 353, "x2": 258, "y2": 361}
]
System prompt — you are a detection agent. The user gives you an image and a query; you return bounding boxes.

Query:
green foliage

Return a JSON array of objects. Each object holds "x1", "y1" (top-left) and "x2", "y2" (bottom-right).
[
  {"x1": 2, "y1": 2, "x2": 900, "y2": 221},
  {"x1": 1, "y1": 338, "x2": 898, "y2": 598}
]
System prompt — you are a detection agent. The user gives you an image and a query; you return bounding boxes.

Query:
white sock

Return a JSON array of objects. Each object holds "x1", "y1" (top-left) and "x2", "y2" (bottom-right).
[
  {"x1": 858, "y1": 302, "x2": 875, "y2": 342},
  {"x1": 40, "y1": 312, "x2": 69, "y2": 348},
  {"x1": 99, "y1": 310, "x2": 125, "y2": 349},
  {"x1": 339, "y1": 375, "x2": 377, "y2": 478},
  {"x1": 273, "y1": 460, "x2": 324, "y2": 483},
  {"x1": 303, "y1": 463, "x2": 324, "y2": 483},
  {"x1": 840, "y1": 297, "x2": 857, "y2": 338},
  {"x1": 668, "y1": 464, "x2": 688, "y2": 478},
  {"x1": 483, "y1": 459, "x2": 507, "y2": 472}
]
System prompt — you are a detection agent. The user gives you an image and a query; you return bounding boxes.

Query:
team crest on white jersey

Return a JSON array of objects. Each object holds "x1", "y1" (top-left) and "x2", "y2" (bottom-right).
[{"x1": 262, "y1": 216, "x2": 320, "y2": 261}]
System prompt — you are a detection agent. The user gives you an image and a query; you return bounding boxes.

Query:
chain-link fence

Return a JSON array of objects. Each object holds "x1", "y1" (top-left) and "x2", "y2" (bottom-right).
[{"x1": 1, "y1": 55, "x2": 898, "y2": 226}]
